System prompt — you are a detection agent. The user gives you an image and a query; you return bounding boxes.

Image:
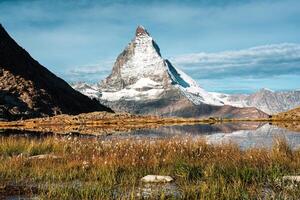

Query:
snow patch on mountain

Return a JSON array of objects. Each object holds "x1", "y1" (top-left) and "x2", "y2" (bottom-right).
[
  {"x1": 165, "y1": 61, "x2": 224, "y2": 106},
  {"x1": 130, "y1": 78, "x2": 162, "y2": 89},
  {"x1": 209, "y1": 92, "x2": 247, "y2": 107},
  {"x1": 118, "y1": 30, "x2": 167, "y2": 86},
  {"x1": 100, "y1": 77, "x2": 165, "y2": 101},
  {"x1": 101, "y1": 88, "x2": 164, "y2": 101},
  {"x1": 71, "y1": 82, "x2": 100, "y2": 98}
]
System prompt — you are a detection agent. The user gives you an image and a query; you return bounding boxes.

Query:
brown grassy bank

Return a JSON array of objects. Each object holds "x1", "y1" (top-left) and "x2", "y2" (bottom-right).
[{"x1": 273, "y1": 107, "x2": 300, "y2": 121}]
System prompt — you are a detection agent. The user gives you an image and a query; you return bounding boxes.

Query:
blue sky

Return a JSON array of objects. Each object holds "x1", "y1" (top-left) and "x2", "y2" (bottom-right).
[{"x1": 1, "y1": 0, "x2": 300, "y2": 93}]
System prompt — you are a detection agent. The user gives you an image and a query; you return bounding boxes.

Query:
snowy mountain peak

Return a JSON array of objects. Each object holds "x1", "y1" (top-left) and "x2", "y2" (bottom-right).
[
  {"x1": 135, "y1": 25, "x2": 150, "y2": 37},
  {"x1": 133, "y1": 26, "x2": 161, "y2": 57},
  {"x1": 99, "y1": 26, "x2": 167, "y2": 91},
  {"x1": 98, "y1": 26, "x2": 224, "y2": 106}
]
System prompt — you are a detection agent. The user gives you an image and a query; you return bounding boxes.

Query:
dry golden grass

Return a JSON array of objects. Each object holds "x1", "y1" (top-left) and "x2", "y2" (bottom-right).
[
  {"x1": 0, "y1": 136, "x2": 300, "y2": 199},
  {"x1": 273, "y1": 106, "x2": 300, "y2": 120}
]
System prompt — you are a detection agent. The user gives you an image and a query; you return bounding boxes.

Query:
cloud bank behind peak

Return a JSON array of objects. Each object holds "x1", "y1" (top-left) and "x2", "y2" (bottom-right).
[{"x1": 172, "y1": 43, "x2": 300, "y2": 79}]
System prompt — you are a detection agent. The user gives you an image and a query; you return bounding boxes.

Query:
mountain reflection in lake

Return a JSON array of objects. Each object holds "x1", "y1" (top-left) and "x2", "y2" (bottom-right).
[
  {"x1": 1, "y1": 122, "x2": 300, "y2": 150},
  {"x1": 100, "y1": 122, "x2": 300, "y2": 150}
]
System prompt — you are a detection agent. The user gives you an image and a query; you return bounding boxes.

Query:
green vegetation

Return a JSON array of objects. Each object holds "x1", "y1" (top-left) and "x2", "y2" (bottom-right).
[{"x1": 0, "y1": 136, "x2": 300, "y2": 199}]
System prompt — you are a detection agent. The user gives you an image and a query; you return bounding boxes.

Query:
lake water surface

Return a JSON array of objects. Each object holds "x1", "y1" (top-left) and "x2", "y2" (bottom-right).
[{"x1": 1, "y1": 122, "x2": 300, "y2": 149}]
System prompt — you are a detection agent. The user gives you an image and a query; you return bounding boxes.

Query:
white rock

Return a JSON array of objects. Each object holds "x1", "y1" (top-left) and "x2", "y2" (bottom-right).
[
  {"x1": 282, "y1": 176, "x2": 300, "y2": 182},
  {"x1": 28, "y1": 154, "x2": 61, "y2": 160},
  {"x1": 141, "y1": 175, "x2": 174, "y2": 183}
]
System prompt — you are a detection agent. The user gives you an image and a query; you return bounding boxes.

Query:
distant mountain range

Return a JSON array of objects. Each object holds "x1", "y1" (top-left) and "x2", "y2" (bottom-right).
[
  {"x1": 0, "y1": 24, "x2": 112, "y2": 121},
  {"x1": 211, "y1": 89, "x2": 300, "y2": 114},
  {"x1": 72, "y1": 26, "x2": 268, "y2": 119}
]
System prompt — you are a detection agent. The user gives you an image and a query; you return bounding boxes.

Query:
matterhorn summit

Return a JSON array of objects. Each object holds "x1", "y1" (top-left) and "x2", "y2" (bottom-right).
[
  {"x1": 99, "y1": 25, "x2": 223, "y2": 106},
  {"x1": 100, "y1": 25, "x2": 170, "y2": 92},
  {"x1": 74, "y1": 26, "x2": 268, "y2": 118},
  {"x1": 135, "y1": 25, "x2": 150, "y2": 36}
]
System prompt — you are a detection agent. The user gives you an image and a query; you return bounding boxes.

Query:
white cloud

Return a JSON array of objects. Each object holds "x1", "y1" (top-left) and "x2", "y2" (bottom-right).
[
  {"x1": 172, "y1": 43, "x2": 300, "y2": 79},
  {"x1": 65, "y1": 61, "x2": 114, "y2": 83}
]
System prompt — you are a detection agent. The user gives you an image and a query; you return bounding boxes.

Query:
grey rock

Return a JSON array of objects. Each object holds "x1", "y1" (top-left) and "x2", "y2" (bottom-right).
[{"x1": 282, "y1": 176, "x2": 300, "y2": 182}]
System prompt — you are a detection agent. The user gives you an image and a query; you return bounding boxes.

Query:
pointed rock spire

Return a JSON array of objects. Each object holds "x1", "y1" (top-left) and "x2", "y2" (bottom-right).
[{"x1": 135, "y1": 25, "x2": 150, "y2": 37}]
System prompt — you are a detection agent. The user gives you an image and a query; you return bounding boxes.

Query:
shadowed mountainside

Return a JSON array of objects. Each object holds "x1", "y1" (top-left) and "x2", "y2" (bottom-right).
[{"x1": 0, "y1": 24, "x2": 112, "y2": 121}]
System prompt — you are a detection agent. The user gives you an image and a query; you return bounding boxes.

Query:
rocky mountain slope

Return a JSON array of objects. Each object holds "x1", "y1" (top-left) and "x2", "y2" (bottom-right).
[
  {"x1": 211, "y1": 89, "x2": 300, "y2": 114},
  {"x1": 0, "y1": 24, "x2": 112, "y2": 121},
  {"x1": 74, "y1": 26, "x2": 267, "y2": 119}
]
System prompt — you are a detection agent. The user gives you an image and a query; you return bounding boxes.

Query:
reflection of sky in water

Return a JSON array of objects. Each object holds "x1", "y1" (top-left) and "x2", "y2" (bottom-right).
[
  {"x1": 205, "y1": 124, "x2": 300, "y2": 150},
  {"x1": 107, "y1": 123, "x2": 300, "y2": 150},
  {"x1": 1, "y1": 122, "x2": 300, "y2": 150}
]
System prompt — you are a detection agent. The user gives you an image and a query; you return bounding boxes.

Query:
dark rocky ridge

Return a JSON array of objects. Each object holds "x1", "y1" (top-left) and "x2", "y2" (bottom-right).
[{"x1": 0, "y1": 24, "x2": 112, "y2": 121}]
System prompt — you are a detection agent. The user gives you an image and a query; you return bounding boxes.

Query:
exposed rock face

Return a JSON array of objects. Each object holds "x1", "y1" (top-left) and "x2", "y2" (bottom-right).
[
  {"x1": 99, "y1": 25, "x2": 170, "y2": 92},
  {"x1": 0, "y1": 24, "x2": 112, "y2": 121},
  {"x1": 91, "y1": 26, "x2": 267, "y2": 119},
  {"x1": 212, "y1": 89, "x2": 300, "y2": 114}
]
